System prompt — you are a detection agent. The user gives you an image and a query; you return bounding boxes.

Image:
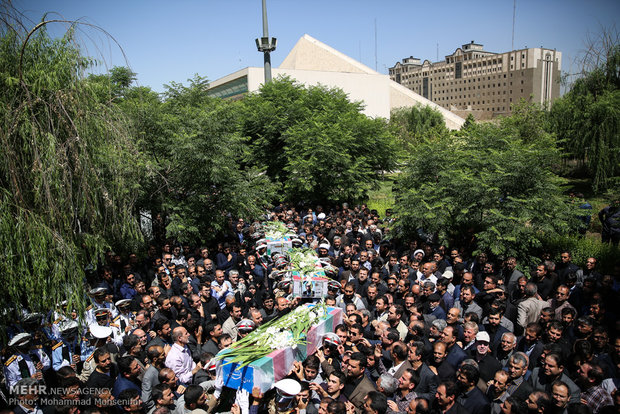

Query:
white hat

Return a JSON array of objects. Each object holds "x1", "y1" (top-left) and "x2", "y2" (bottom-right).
[
  {"x1": 318, "y1": 243, "x2": 330, "y2": 250},
  {"x1": 59, "y1": 320, "x2": 79, "y2": 334},
  {"x1": 274, "y1": 378, "x2": 301, "y2": 397},
  {"x1": 413, "y1": 249, "x2": 425, "y2": 258},
  {"x1": 476, "y1": 331, "x2": 490, "y2": 343},
  {"x1": 317, "y1": 213, "x2": 326, "y2": 220},
  {"x1": 442, "y1": 270, "x2": 454, "y2": 280},
  {"x1": 89, "y1": 287, "x2": 107, "y2": 296},
  {"x1": 115, "y1": 299, "x2": 131, "y2": 308},
  {"x1": 8, "y1": 333, "x2": 31, "y2": 347},
  {"x1": 89, "y1": 324, "x2": 113, "y2": 339}
]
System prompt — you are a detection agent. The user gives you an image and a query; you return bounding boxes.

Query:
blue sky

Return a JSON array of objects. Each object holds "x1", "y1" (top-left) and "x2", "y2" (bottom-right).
[{"x1": 16, "y1": 0, "x2": 620, "y2": 92}]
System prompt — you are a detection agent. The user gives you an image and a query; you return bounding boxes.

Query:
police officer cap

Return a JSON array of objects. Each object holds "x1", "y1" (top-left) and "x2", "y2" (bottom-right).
[
  {"x1": 115, "y1": 299, "x2": 131, "y2": 308},
  {"x1": 89, "y1": 324, "x2": 113, "y2": 339},
  {"x1": 8, "y1": 333, "x2": 31, "y2": 347},
  {"x1": 274, "y1": 378, "x2": 301, "y2": 397},
  {"x1": 322, "y1": 332, "x2": 342, "y2": 347},
  {"x1": 90, "y1": 287, "x2": 107, "y2": 296},
  {"x1": 235, "y1": 319, "x2": 256, "y2": 332},
  {"x1": 59, "y1": 320, "x2": 79, "y2": 334},
  {"x1": 94, "y1": 308, "x2": 111, "y2": 317}
]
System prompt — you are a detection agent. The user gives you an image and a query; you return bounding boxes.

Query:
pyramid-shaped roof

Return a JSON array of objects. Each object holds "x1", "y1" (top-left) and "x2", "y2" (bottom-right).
[{"x1": 279, "y1": 34, "x2": 378, "y2": 74}]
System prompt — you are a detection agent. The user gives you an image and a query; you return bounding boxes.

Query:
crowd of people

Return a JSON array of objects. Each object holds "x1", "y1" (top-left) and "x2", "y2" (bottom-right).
[{"x1": 1, "y1": 203, "x2": 619, "y2": 414}]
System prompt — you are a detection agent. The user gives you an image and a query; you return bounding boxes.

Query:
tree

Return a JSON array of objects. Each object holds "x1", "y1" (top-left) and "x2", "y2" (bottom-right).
[
  {"x1": 390, "y1": 104, "x2": 448, "y2": 151},
  {"x1": 0, "y1": 17, "x2": 142, "y2": 326},
  {"x1": 240, "y1": 77, "x2": 397, "y2": 205},
  {"x1": 551, "y1": 29, "x2": 620, "y2": 192},
  {"x1": 396, "y1": 103, "x2": 579, "y2": 262},
  {"x1": 121, "y1": 75, "x2": 275, "y2": 243}
]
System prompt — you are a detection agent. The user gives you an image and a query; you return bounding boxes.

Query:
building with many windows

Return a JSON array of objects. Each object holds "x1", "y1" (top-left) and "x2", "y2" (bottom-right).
[{"x1": 389, "y1": 41, "x2": 561, "y2": 119}]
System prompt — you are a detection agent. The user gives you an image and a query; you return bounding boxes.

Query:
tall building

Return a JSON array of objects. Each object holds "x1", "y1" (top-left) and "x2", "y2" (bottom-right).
[{"x1": 389, "y1": 41, "x2": 561, "y2": 119}]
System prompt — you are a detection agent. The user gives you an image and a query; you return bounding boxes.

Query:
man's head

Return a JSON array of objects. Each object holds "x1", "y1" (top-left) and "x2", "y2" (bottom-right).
[
  {"x1": 118, "y1": 356, "x2": 141, "y2": 380},
  {"x1": 492, "y1": 370, "x2": 509, "y2": 395},
  {"x1": 326, "y1": 371, "x2": 345, "y2": 396},
  {"x1": 542, "y1": 353, "x2": 564, "y2": 378},
  {"x1": 456, "y1": 364, "x2": 479, "y2": 392},
  {"x1": 440, "y1": 325, "x2": 457, "y2": 347},
  {"x1": 172, "y1": 327, "x2": 190, "y2": 345},
  {"x1": 550, "y1": 381, "x2": 570, "y2": 410},
  {"x1": 363, "y1": 391, "x2": 388, "y2": 414},
  {"x1": 346, "y1": 352, "x2": 367, "y2": 379},
  {"x1": 398, "y1": 368, "x2": 419, "y2": 394},
  {"x1": 507, "y1": 352, "x2": 529, "y2": 380},
  {"x1": 435, "y1": 381, "x2": 458, "y2": 409},
  {"x1": 433, "y1": 341, "x2": 448, "y2": 365},
  {"x1": 94, "y1": 348, "x2": 112, "y2": 373},
  {"x1": 500, "y1": 332, "x2": 517, "y2": 353}
]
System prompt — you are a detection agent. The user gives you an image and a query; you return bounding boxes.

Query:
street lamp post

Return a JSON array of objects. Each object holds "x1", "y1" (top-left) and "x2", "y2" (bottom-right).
[{"x1": 255, "y1": 0, "x2": 277, "y2": 83}]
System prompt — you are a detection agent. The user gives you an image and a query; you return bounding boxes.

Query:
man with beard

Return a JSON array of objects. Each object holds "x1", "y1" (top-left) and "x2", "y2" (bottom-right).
[
  {"x1": 456, "y1": 364, "x2": 490, "y2": 413},
  {"x1": 222, "y1": 302, "x2": 243, "y2": 342},
  {"x1": 430, "y1": 342, "x2": 456, "y2": 382},
  {"x1": 175, "y1": 384, "x2": 209, "y2": 413},
  {"x1": 484, "y1": 308, "x2": 510, "y2": 354},
  {"x1": 532, "y1": 264, "x2": 554, "y2": 301},
  {"x1": 342, "y1": 352, "x2": 376, "y2": 410},
  {"x1": 454, "y1": 286, "x2": 483, "y2": 321},
  {"x1": 576, "y1": 361, "x2": 613, "y2": 414},
  {"x1": 150, "y1": 383, "x2": 176, "y2": 412},
  {"x1": 148, "y1": 318, "x2": 173, "y2": 350},
  {"x1": 388, "y1": 368, "x2": 419, "y2": 413},
  {"x1": 142, "y1": 345, "x2": 166, "y2": 410},
  {"x1": 113, "y1": 355, "x2": 143, "y2": 398},
  {"x1": 354, "y1": 268, "x2": 371, "y2": 297},
  {"x1": 199, "y1": 281, "x2": 220, "y2": 322},
  {"x1": 528, "y1": 353, "x2": 580, "y2": 403},
  {"x1": 516, "y1": 323, "x2": 544, "y2": 370},
  {"x1": 408, "y1": 341, "x2": 438, "y2": 401},
  {"x1": 363, "y1": 283, "x2": 379, "y2": 312},
  {"x1": 387, "y1": 305, "x2": 408, "y2": 341},
  {"x1": 486, "y1": 370, "x2": 510, "y2": 414},
  {"x1": 85, "y1": 347, "x2": 117, "y2": 389},
  {"x1": 472, "y1": 331, "x2": 502, "y2": 383},
  {"x1": 202, "y1": 322, "x2": 223, "y2": 356},
  {"x1": 336, "y1": 282, "x2": 366, "y2": 311},
  {"x1": 546, "y1": 285, "x2": 576, "y2": 322},
  {"x1": 153, "y1": 296, "x2": 176, "y2": 323}
]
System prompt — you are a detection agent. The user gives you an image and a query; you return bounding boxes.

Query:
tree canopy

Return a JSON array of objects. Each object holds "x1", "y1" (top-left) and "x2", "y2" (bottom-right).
[
  {"x1": 0, "y1": 20, "x2": 142, "y2": 322},
  {"x1": 239, "y1": 77, "x2": 398, "y2": 206},
  {"x1": 551, "y1": 37, "x2": 620, "y2": 192},
  {"x1": 396, "y1": 103, "x2": 579, "y2": 261}
]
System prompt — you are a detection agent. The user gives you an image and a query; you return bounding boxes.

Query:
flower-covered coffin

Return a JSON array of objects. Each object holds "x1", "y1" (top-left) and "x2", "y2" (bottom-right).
[{"x1": 216, "y1": 304, "x2": 343, "y2": 393}]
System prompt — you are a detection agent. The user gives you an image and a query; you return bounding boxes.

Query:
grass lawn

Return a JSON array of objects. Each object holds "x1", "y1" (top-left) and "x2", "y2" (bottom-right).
[{"x1": 366, "y1": 174, "x2": 397, "y2": 217}]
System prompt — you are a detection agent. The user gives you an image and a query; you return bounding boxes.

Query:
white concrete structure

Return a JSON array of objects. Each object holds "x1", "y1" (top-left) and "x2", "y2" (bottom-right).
[{"x1": 208, "y1": 34, "x2": 464, "y2": 130}]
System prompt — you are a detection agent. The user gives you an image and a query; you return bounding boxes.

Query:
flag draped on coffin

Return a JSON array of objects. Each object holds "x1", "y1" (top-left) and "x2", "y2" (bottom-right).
[{"x1": 217, "y1": 305, "x2": 343, "y2": 393}]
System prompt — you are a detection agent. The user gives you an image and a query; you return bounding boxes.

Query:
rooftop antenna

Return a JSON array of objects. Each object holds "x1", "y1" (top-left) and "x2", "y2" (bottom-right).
[
  {"x1": 511, "y1": 0, "x2": 516, "y2": 50},
  {"x1": 255, "y1": 0, "x2": 277, "y2": 83},
  {"x1": 374, "y1": 18, "x2": 378, "y2": 71}
]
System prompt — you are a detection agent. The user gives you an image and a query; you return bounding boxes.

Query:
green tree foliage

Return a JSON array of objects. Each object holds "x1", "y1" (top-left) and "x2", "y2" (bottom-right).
[
  {"x1": 121, "y1": 75, "x2": 275, "y2": 243},
  {"x1": 396, "y1": 103, "x2": 579, "y2": 262},
  {"x1": 551, "y1": 40, "x2": 620, "y2": 192},
  {"x1": 0, "y1": 19, "x2": 142, "y2": 325},
  {"x1": 240, "y1": 77, "x2": 397, "y2": 205},
  {"x1": 390, "y1": 105, "x2": 448, "y2": 150}
]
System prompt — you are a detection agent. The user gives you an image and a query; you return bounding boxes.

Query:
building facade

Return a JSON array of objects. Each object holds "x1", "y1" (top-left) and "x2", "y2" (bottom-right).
[{"x1": 389, "y1": 41, "x2": 561, "y2": 119}]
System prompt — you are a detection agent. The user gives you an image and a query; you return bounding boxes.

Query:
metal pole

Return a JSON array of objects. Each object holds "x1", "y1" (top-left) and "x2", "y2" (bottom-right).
[{"x1": 262, "y1": 0, "x2": 272, "y2": 82}]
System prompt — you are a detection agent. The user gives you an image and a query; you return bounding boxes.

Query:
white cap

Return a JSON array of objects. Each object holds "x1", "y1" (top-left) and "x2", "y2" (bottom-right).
[
  {"x1": 89, "y1": 324, "x2": 113, "y2": 339},
  {"x1": 317, "y1": 213, "x2": 326, "y2": 220},
  {"x1": 442, "y1": 270, "x2": 454, "y2": 280},
  {"x1": 318, "y1": 243, "x2": 330, "y2": 250},
  {"x1": 59, "y1": 320, "x2": 79, "y2": 334},
  {"x1": 8, "y1": 333, "x2": 31, "y2": 347},
  {"x1": 274, "y1": 378, "x2": 301, "y2": 397},
  {"x1": 476, "y1": 331, "x2": 490, "y2": 343}
]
